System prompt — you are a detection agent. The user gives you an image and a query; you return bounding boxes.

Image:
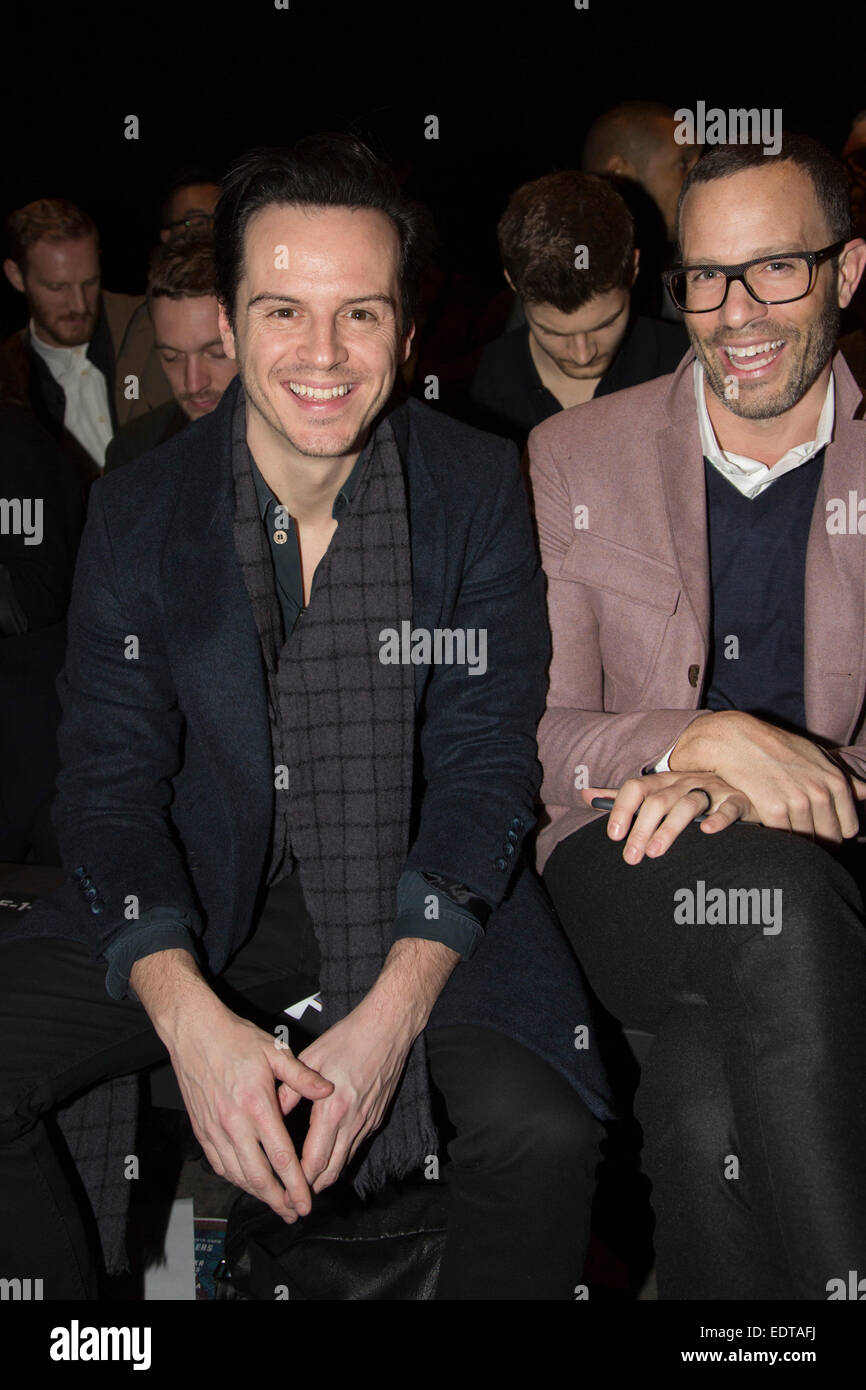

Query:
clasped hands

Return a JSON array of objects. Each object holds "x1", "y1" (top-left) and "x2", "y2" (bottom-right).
[
  {"x1": 583, "y1": 709, "x2": 866, "y2": 865},
  {"x1": 165, "y1": 988, "x2": 416, "y2": 1228}
]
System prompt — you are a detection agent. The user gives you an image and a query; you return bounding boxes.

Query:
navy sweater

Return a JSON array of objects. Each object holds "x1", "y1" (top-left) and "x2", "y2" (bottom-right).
[{"x1": 703, "y1": 449, "x2": 826, "y2": 733}]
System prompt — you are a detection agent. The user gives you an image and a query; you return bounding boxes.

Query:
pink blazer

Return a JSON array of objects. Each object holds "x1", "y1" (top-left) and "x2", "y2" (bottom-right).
[{"x1": 528, "y1": 348, "x2": 866, "y2": 873}]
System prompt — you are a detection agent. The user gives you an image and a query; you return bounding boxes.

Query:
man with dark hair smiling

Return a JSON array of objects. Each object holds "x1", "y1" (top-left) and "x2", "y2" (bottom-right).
[
  {"x1": 531, "y1": 133, "x2": 866, "y2": 1298},
  {"x1": 0, "y1": 134, "x2": 613, "y2": 1301},
  {"x1": 470, "y1": 172, "x2": 685, "y2": 445}
]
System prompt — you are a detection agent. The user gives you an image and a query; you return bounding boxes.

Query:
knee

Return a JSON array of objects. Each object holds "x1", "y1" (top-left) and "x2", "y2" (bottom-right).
[
  {"x1": 739, "y1": 827, "x2": 858, "y2": 905},
  {"x1": 453, "y1": 1060, "x2": 601, "y2": 1177},
  {"x1": 429, "y1": 1024, "x2": 602, "y2": 1176},
  {"x1": 712, "y1": 828, "x2": 863, "y2": 967},
  {"x1": 639, "y1": 1073, "x2": 736, "y2": 1183},
  {"x1": 635, "y1": 1009, "x2": 737, "y2": 1179},
  {"x1": 761, "y1": 829, "x2": 860, "y2": 903}
]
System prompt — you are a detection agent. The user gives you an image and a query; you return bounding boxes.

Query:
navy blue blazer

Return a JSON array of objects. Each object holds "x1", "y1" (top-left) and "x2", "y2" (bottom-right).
[{"x1": 9, "y1": 378, "x2": 616, "y2": 1121}]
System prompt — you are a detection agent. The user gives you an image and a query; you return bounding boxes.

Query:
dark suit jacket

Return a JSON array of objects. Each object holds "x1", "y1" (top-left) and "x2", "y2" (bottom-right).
[
  {"x1": 9, "y1": 377, "x2": 616, "y2": 1120},
  {"x1": 103, "y1": 399, "x2": 188, "y2": 473},
  {"x1": 5, "y1": 292, "x2": 174, "y2": 493},
  {"x1": 0, "y1": 403, "x2": 83, "y2": 857},
  {"x1": 0, "y1": 402, "x2": 83, "y2": 632},
  {"x1": 469, "y1": 314, "x2": 688, "y2": 445}
]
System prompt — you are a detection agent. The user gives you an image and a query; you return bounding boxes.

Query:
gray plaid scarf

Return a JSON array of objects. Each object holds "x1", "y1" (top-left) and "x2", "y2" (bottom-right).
[{"x1": 231, "y1": 389, "x2": 437, "y2": 1196}]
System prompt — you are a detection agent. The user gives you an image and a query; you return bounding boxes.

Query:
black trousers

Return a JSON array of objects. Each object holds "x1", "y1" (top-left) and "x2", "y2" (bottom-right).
[
  {"x1": 0, "y1": 876, "x2": 601, "y2": 1302},
  {"x1": 544, "y1": 818, "x2": 866, "y2": 1300}
]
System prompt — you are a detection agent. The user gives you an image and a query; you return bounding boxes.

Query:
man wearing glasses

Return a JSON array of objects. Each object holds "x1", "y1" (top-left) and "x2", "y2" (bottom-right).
[
  {"x1": 158, "y1": 169, "x2": 221, "y2": 242},
  {"x1": 529, "y1": 133, "x2": 866, "y2": 1299}
]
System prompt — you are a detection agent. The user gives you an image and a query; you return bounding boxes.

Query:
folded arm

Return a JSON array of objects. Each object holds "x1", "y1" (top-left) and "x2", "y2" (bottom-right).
[{"x1": 530, "y1": 428, "x2": 866, "y2": 858}]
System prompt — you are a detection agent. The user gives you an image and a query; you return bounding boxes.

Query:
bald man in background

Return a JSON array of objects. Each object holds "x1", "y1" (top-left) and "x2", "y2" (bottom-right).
[{"x1": 582, "y1": 100, "x2": 700, "y2": 320}]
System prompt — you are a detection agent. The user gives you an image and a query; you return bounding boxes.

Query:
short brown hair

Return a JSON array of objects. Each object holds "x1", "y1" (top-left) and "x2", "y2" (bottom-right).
[
  {"x1": 677, "y1": 133, "x2": 851, "y2": 253},
  {"x1": 147, "y1": 229, "x2": 218, "y2": 302},
  {"x1": 6, "y1": 198, "x2": 99, "y2": 272},
  {"x1": 497, "y1": 172, "x2": 635, "y2": 311}
]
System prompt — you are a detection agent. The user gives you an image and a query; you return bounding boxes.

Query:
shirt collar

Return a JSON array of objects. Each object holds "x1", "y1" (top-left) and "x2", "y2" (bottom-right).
[
  {"x1": 249, "y1": 428, "x2": 373, "y2": 523},
  {"x1": 28, "y1": 318, "x2": 90, "y2": 374},
  {"x1": 693, "y1": 359, "x2": 835, "y2": 500},
  {"x1": 522, "y1": 322, "x2": 619, "y2": 402},
  {"x1": 518, "y1": 329, "x2": 557, "y2": 403}
]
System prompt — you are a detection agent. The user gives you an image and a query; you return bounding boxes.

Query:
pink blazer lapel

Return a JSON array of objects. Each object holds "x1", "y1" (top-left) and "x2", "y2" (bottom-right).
[
  {"x1": 656, "y1": 356, "x2": 712, "y2": 659},
  {"x1": 805, "y1": 355, "x2": 866, "y2": 743}
]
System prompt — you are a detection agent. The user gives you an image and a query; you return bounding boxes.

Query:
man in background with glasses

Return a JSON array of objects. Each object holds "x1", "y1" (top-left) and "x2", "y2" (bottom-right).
[
  {"x1": 529, "y1": 132, "x2": 866, "y2": 1298},
  {"x1": 158, "y1": 167, "x2": 221, "y2": 242}
]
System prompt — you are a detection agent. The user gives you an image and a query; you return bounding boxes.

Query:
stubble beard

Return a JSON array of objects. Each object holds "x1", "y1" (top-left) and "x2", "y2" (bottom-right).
[
  {"x1": 242, "y1": 365, "x2": 367, "y2": 461},
  {"x1": 35, "y1": 308, "x2": 96, "y2": 348},
  {"x1": 691, "y1": 284, "x2": 839, "y2": 420}
]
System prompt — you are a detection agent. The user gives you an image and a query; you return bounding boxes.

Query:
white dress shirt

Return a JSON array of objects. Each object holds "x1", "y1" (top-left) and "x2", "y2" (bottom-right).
[
  {"x1": 29, "y1": 319, "x2": 114, "y2": 468},
  {"x1": 693, "y1": 359, "x2": 835, "y2": 499},
  {"x1": 653, "y1": 362, "x2": 835, "y2": 771}
]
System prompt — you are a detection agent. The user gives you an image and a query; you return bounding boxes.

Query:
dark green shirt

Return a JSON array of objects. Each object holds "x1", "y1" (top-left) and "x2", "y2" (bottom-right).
[{"x1": 248, "y1": 435, "x2": 372, "y2": 638}]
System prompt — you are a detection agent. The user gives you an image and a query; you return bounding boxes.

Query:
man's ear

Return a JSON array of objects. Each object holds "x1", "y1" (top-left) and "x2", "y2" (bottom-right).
[
  {"x1": 3, "y1": 258, "x2": 25, "y2": 294},
  {"x1": 217, "y1": 300, "x2": 237, "y2": 360},
  {"x1": 837, "y1": 237, "x2": 866, "y2": 309},
  {"x1": 631, "y1": 247, "x2": 641, "y2": 284},
  {"x1": 401, "y1": 318, "x2": 416, "y2": 364},
  {"x1": 503, "y1": 269, "x2": 516, "y2": 293},
  {"x1": 606, "y1": 153, "x2": 637, "y2": 180}
]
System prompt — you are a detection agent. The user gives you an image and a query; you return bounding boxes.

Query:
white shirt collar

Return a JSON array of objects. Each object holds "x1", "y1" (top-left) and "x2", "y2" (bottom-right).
[
  {"x1": 693, "y1": 359, "x2": 835, "y2": 500},
  {"x1": 28, "y1": 318, "x2": 89, "y2": 378}
]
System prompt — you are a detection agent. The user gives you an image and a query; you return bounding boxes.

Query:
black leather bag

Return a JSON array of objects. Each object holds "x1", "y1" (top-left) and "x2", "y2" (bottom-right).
[{"x1": 214, "y1": 1175, "x2": 448, "y2": 1301}]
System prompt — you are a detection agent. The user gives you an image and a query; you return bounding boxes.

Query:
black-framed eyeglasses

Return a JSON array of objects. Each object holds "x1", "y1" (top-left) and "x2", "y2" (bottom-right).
[
  {"x1": 664, "y1": 241, "x2": 847, "y2": 313},
  {"x1": 161, "y1": 211, "x2": 215, "y2": 235}
]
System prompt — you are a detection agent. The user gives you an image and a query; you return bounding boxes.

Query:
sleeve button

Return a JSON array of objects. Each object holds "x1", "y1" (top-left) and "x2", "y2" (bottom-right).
[{"x1": 494, "y1": 857, "x2": 507, "y2": 871}]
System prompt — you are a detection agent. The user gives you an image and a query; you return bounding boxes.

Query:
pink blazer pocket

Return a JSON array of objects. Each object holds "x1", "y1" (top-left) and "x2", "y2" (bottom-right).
[{"x1": 558, "y1": 531, "x2": 681, "y2": 703}]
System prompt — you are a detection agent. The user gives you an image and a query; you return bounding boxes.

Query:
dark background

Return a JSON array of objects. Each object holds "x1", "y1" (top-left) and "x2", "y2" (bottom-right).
[{"x1": 2, "y1": 0, "x2": 863, "y2": 333}]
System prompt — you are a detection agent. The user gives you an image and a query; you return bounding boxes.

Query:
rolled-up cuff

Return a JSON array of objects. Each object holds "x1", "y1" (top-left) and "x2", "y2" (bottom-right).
[
  {"x1": 391, "y1": 912, "x2": 483, "y2": 960},
  {"x1": 391, "y1": 871, "x2": 484, "y2": 961}
]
